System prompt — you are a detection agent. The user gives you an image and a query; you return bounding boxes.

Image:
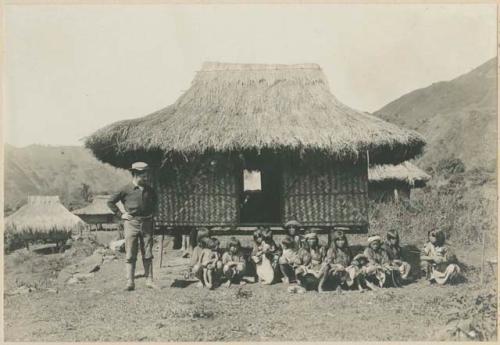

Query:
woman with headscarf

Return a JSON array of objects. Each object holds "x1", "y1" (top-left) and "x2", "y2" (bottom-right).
[
  {"x1": 421, "y1": 229, "x2": 461, "y2": 285},
  {"x1": 383, "y1": 229, "x2": 411, "y2": 281}
]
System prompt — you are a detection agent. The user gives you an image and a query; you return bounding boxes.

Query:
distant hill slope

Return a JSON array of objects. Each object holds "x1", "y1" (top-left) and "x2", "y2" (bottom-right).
[
  {"x1": 4, "y1": 144, "x2": 130, "y2": 211},
  {"x1": 374, "y1": 58, "x2": 497, "y2": 171}
]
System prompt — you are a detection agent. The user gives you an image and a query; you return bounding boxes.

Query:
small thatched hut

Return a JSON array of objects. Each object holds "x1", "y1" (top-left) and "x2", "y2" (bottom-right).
[
  {"x1": 5, "y1": 196, "x2": 85, "y2": 247},
  {"x1": 368, "y1": 162, "x2": 431, "y2": 202},
  {"x1": 85, "y1": 62, "x2": 425, "y2": 232},
  {"x1": 72, "y1": 195, "x2": 124, "y2": 229}
]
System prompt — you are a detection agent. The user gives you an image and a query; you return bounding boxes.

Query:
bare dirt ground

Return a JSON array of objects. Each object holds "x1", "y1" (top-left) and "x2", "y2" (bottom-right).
[{"x1": 4, "y1": 234, "x2": 497, "y2": 342}]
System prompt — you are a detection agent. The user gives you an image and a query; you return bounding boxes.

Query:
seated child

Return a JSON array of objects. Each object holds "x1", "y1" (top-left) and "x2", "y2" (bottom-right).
[
  {"x1": 262, "y1": 228, "x2": 281, "y2": 269},
  {"x1": 364, "y1": 234, "x2": 400, "y2": 288},
  {"x1": 421, "y1": 229, "x2": 461, "y2": 285},
  {"x1": 345, "y1": 253, "x2": 378, "y2": 292},
  {"x1": 279, "y1": 235, "x2": 301, "y2": 284},
  {"x1": 323, "y1": 230, "x2": 352, "y2": 292},
  {"x1": 189, "y1": 228, "x2": 211, "y2": 286},
  {"x1": 201, "y1": 237, "x2": 223, "y2": 289},
  {"x1": 383, "y1": 229, "x2": 411, "y2": 281},
  {"x1": 252, "y1": 228, "x2": 281, "y2": 284},
  {"x1": 222, "y1": 237, "x2": 247, "y2": 287},
  {"x1": 295, "y1": 232, "x2": 327, "y2": 292},
  {"x1": 284, "y1": 220, "x2": 304, "y2": 250}
]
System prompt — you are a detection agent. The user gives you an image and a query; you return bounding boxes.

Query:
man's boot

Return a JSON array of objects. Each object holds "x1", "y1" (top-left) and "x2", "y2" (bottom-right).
[
  {"x1": 144, "y1": 259, "x2": 160, "y2": 289},
  {"x1": 125, "y1": 262, "x2": 135, "y2": 291}
]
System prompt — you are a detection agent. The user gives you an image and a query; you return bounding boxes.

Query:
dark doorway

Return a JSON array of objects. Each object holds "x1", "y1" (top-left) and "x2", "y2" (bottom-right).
[{"x1": 239, "y1": 158, "x2": 282, "y2": 225}]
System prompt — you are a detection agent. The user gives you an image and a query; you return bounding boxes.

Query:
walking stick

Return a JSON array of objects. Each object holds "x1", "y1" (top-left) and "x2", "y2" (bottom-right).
[
  {"x1": 159, "y1": 232, "x2": 165, "y2": 268},
  {"x1": 481, "y1": 230, "x2": 486, "y2": 285}
]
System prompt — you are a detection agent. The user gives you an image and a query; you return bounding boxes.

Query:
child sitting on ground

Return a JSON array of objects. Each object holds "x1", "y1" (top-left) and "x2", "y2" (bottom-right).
[
  {"x1": 295, "y1": 231, "x2": 327, "y2": 292},
  {"x1": 323, "y1": 229, "x2": 352, "y2": 292},
  {"x1": 421, "y1": 229, "x2": 461, "y2": 285},
  {"x1": 279, "y1": 235, "x2": 301, "y2": 284},
  {"x1": 201, "y1": 237, "x2": 223, "y2": 289},
  {"x1": 345, "y1": 253, "x2": 377, "y2": 292},
  {"x1": 284, "y1": 220, "x2": 304, "y2": 250},
  {"x1": 252, "y1": 228, "x2": 281, "y2": 284},
  {"x1": 383, "y1": 229, "x2": 411, "y2": 281},
  {"x1": 364, "y1": 234, "x2": 401, "y2": 288},
  {"x1": 188, "y1": 228, "x2": 211, "y2": 287},
  {"x1": 222, "y1": 237, "x2": 247, "y2": 288}
]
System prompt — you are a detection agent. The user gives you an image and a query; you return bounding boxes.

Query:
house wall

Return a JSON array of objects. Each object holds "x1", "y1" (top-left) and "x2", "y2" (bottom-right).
[
  {"x1": 282, "y1": 158, "x2": 369, "y2": 229},
  {"x1": 153, "y1": 155, "x2": 369, "y2": 230}
]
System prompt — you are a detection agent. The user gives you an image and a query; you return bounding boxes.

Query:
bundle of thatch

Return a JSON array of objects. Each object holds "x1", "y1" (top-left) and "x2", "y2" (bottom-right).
[
  {"x1": 5, "y1": 196, "x2": 85, "y2": 242},
  {"x1": 85, "y1": 62, "x2": 425, "y2": 168},
  {"x1": 368, "y1": 162, "x2": 431, "y2": 187}
]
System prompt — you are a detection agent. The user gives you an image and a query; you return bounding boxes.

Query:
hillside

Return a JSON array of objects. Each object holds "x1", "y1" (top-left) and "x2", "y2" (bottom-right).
[
  {"x1": 4, "y1": 145, "x2": 130, "y2": 211},
  {"x1": 374, "y1": 58, "x2": 497, "y2": 172}
]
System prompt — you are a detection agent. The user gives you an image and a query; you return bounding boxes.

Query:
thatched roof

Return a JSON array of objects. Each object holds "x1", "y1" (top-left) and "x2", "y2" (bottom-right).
[
  {"x1": 368, "y1": 162, "x2": 431, "y2": 187},
  {"x1": 85, "y1": 62, "x2": 425, "y2": 168},
  {"x1": 5, "y1": 196, "x2": 85, "y2": 234},
  {"x1": 72, "y1": 195, "x2": 125, "y2": 216}
]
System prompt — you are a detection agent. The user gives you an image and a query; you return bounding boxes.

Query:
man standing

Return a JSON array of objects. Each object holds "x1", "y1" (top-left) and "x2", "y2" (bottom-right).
[{"x1": 108, "y1": 162, "x2": 159, "y2": 291}]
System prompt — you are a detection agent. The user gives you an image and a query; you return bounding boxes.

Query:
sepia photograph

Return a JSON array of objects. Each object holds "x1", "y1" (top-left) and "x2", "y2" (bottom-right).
[{"x1": 3, "y1": 3, "x2": 498, "y2": 342}]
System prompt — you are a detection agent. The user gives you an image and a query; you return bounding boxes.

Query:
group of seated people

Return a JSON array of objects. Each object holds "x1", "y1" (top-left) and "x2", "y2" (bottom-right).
[{"x1": 187, "y1": 220, "x2": 461, "y2": 292}]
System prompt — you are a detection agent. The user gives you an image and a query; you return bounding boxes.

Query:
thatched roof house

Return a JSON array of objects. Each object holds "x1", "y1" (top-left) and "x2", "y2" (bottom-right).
[
  {"x1": 5, "y1": 196, "x2": 85, "y2": 239},
  {"x1": 86, "y1": 62, "x2": 426, "y2": 231},
  {"x1": 368, "y1": 162, "x2": 431, "y2": 202},
  {"x1": 72, "y1": 195, "x2": 125, "y2": 227}
]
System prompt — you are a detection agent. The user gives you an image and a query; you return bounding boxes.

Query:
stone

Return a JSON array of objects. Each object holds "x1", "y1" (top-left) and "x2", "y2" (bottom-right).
[
  {"x1": 66, "y1": 277, "x2": 80, "y2": 285},
  {"x1": 109, "y1": 239, "x2": 126, "y2": 252},
  {"x1": 73, "y1": 272, "x2": 95, "y2": 280}
]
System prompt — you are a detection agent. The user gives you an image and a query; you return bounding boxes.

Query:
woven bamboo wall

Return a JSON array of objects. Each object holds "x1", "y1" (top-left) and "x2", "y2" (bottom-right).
[
  {"x1": 153, "y1": 162, "x2": 239, "y2": 227},
  {"x1": 282, "y1": 159, "x2": 369, "y2": 228}
]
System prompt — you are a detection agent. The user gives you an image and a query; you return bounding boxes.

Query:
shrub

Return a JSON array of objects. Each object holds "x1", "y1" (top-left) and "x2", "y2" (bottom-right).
[
  {"x1": 436, "y1": 158, "x2": 466, "y2": 177},
  {"x1": 369, "y1": 180, "x2": 496, "y2": 248}
]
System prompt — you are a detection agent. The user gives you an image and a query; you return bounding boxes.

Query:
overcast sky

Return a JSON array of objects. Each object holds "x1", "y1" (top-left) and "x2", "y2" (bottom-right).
[{"x1": 4, "y1": 4, "x2": 497, "y2": 147}]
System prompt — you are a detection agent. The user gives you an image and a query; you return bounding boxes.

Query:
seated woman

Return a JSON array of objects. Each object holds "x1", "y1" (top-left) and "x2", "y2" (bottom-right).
[
  {"x1": 222, "y1": 237, "x2": 247, "y2": 288},
  {"x1": 421, "y1": 229, "x2": 461, "y2": 285},
  {"x1": 363, "y1": 235, "x2": 401, "y2": 288},
  {"x1": 201, "y1": 237, "x2": 223, "y2": 290},
  {"x1": 322, "y1": 229, "x2": 352, "y2": 292},
  {"x1": 284, "y1": 220, "x2": 304, "y2": 250},
  {"x1": 295, "y1": 232, "x2": 328, "y2": 292},
  {"x1": 383, "y1": 229, "x2": 411, "y2": 282}
]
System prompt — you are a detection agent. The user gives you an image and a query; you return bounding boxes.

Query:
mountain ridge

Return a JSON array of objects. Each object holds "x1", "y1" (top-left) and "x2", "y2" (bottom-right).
[{"x1": 374, "y1": 57, "x2": 497, "y2": 171}]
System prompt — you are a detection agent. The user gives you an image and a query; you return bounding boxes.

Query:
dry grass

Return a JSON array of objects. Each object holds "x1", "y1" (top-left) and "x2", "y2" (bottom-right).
[
  {"x1": 85, "y1": 62, "x2": 425, "y2": 168},
  {"x1": 369, "y1": 175, "x2": 496, "y2": 249},
  {"x1": 73, "y1": 195, "x2": 125, "y2": 216},
  {"x1": 5, "y1": 196, "x2": 85, "y2": 235},
  {"x1": 369, "y1": 161, "x2": 431, "y2": 186}
]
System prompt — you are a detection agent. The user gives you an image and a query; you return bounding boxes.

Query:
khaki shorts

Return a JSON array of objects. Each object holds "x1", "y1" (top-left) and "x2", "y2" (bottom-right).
[{"x1": 124, "y1": 218, "x2": 154, "y2": 263}]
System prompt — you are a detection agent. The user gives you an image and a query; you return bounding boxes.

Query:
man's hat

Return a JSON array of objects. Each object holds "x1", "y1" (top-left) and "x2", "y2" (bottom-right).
[
  {"x1": 284, "y1": 220, "x2": 301, "y2": 228},
  {"x1": 130, "y1": 162, "x2": 149, "y2": 172}
]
